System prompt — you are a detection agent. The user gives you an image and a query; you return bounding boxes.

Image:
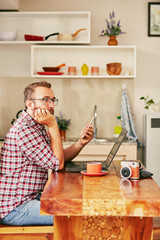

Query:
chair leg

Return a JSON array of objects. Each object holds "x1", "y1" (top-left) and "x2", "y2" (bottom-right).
[{"x1": 47, "y1": 233, "x2": 54, "y2": 240}]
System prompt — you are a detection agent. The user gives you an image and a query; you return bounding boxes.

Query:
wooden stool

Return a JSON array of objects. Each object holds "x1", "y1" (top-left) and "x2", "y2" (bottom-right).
[{"x1": 0, "y1": 224, "x2": 54, "y2": 240}]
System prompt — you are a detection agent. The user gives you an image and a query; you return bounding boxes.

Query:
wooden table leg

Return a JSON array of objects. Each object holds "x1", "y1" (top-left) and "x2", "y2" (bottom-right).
[
  {"x1": 54, "y1": 216, "x2": 83, "y2": 240},
  {"x1": 123, "y1": 217, "x2": 153, "y2": 240},
  {"x1": 54, "y1": 216, "x2": 153, "y2": 240}
]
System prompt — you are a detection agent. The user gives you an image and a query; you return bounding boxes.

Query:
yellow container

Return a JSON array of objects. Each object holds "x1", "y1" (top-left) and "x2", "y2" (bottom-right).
[
  {"x1": 114, "y1": 115, "x2": 122, "y2": 135},
  {"x1": 114, "y1": 126, "x2": 122, "y2": 134},
  {"x1": 81, "y1": 63, "x2": 89, "y2": 75}
]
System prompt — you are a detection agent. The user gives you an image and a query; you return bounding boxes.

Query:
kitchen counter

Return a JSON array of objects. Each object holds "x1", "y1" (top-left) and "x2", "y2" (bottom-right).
[
  {"x1": 63, "y1": 139, "x2": 137, "y2": 161},
  {"x1": 65, "y1": 137, "x2": 136, "y2": 145}
]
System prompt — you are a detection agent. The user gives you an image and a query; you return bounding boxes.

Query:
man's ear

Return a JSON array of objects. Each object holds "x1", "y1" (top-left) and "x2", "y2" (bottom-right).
[{"x1": 26, "y1": 100, "x2": 34, "y2": 109}]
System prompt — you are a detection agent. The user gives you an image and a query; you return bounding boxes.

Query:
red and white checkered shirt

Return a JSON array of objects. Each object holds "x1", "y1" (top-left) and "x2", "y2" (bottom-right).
[{"x1": 0, "y1": 110, "x2": 59, "y2": 220}]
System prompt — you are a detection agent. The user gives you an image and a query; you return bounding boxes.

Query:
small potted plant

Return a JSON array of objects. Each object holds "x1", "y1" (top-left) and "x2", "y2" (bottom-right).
[
  {"x1": 140, "y1": 96, "x2": 160, "y2": 112},
  {"x1": 140, "y1": 96, "x2": 154, "y2": 109},
  {"x1": 55, "y1": 112, "x2": 71, "y2": 141},
  {"x1": 99, "y1": 11, "x2": 125, "y2": 45}
]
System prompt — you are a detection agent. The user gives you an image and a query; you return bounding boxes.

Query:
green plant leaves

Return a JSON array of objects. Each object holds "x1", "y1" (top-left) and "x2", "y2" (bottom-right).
[{"x1": 140, "y1": 96, "x2": 154, "y2": 109}]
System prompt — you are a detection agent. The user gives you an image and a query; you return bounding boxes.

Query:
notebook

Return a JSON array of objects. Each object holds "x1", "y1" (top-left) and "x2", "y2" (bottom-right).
[{"x1": 65, "y1": 128, "x2": 128, "y2": 172}]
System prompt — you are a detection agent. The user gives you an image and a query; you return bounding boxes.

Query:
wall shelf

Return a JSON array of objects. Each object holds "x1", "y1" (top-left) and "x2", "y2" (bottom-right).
[
  {"x1": 31, "y1": 45, "x2": 136, "y2": 79},
  {"x1": 33, "y1": 75, "x2": 135, "y2": 79},
  {"x1": 0, "y1": 11, "x2": 91, "y2": 77},
  {"x1": 0, "y1": 11, "x2": 91, "y2": 45},
  {"x1": 0, "y1": 12, "x2": 136, "y2": 79}
]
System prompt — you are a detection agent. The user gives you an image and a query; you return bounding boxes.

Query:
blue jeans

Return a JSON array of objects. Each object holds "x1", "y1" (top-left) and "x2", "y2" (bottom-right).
[{"x1": 0, "y1": 194, "x2": 53, "y2": 226}]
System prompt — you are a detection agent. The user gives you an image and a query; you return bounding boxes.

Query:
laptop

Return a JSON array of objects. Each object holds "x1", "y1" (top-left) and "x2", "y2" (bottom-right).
[{"x1": 65, "y1": 128, "x2": 128, "y2": 172}]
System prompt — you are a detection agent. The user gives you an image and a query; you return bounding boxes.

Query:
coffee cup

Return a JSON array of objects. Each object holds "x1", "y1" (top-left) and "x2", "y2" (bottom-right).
[
  {"x1": 87, "y1": 162, "x2": 102, "y2": 174},
  {"x1": 68, "y1": 66, "x2": 76, "y2": 75},
  {"x1": 91, "y1": 66, "x2": 99, "y2": 76}
]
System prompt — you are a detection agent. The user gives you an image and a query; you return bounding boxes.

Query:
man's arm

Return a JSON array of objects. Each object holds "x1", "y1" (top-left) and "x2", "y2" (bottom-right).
[
  {"x1": 64, "y1": 124, "x2": 93, "y2": 162},
  {"x1": 34, "y1": 109, "x2": 64, "y2": 170}
]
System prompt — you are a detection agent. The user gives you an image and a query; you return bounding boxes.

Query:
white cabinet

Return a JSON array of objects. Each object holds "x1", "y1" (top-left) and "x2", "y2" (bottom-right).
[
  {"x1": 144, "y1": 113, "x2": 160, "y2": 186},
  {"x1": 31, "y1": 45, "x2": 136, "y2": 79},
  {"x1": 0, "y1": 11, "x2": 90, "y2": 44}
]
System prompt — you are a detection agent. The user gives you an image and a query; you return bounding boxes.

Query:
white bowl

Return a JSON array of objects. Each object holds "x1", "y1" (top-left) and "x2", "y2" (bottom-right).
[{"x1": 0, "y1": 31, "x2": 17, "y2": 41}]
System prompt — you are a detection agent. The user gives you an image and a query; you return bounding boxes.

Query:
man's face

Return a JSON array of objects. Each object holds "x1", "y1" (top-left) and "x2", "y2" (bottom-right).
[{"x1": 31, "y1": 86, "x2": 55, "y2": 115}]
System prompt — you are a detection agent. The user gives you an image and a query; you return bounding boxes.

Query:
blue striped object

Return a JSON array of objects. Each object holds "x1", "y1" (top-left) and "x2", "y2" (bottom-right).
[{"x1": 121, "y1": 86, "x2": 138, "y2": 141}]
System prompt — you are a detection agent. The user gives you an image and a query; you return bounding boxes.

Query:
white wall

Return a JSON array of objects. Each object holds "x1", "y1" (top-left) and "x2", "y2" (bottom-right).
[{"x1": 0, "y1": 0, "x2": 159, "y2": 142}]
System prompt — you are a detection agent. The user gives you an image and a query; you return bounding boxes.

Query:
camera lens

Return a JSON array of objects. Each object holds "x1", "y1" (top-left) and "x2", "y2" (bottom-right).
[{"x1": 120, "y1": 166, "x2": 131, "y2": 179}]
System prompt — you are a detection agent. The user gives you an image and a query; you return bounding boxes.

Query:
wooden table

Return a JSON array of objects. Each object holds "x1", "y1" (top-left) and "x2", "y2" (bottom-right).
[{"x1": 40, "y1": 161, "x2": 160, "y2": 240}]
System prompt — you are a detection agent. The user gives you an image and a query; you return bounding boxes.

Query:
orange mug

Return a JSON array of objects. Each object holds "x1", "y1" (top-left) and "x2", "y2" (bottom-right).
[
  {"x1": 87, "y1": 162, "x2": 102, "y2": 174},
  {"x1": 91, "y1": 66, "x2": 99, "y2": 76},
  {"x1": 68, "y1": 66, "x2": 76, "y2": 75}
]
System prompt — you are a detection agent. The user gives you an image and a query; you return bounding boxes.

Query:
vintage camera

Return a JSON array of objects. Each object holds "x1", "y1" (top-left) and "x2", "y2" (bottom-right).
[{"x1": 120, "y1": 160, "x2": 140, "y2": 180}]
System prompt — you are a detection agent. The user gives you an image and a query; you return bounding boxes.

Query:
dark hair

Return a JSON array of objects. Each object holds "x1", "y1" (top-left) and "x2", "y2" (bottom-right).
[{"x1": 24, "y1": 81, "x2": 52, "y2": 109}]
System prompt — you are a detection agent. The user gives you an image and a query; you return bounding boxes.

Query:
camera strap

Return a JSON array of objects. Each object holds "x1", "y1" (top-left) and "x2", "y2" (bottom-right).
[{"x1": 140, "y1": 168, "x2": 153, "y2": 179}]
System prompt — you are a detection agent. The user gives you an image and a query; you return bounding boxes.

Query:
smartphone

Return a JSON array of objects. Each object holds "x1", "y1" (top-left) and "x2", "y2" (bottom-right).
[{"x1": 82, "y1": 116, "x2": 95, "y2": 138}]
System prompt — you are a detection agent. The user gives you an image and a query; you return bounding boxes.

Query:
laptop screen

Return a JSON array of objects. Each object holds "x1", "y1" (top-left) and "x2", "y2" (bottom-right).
[
  {"x1": 65, "y1": 128, "x2": 128, "y2": 173},
  {"x1": 106, "y1": 128, "x2": 127, "y2": 168}
]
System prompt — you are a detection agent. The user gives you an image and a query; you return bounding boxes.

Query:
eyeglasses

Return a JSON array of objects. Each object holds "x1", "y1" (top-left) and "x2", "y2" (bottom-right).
[{"x1": 30, "y1": 97, "x2": 58, "y2": 106}]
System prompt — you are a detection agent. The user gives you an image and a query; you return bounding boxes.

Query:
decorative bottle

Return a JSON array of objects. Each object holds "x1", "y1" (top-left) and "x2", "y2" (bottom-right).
[{"x1": 114, "y1": 115, "x2": 122, "y2": 138}]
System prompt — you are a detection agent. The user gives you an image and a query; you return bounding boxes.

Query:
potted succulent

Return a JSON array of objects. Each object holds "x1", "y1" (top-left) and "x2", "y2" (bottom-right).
[
  {"x1": 55, "y1": 112, "x2": 71, "y2": 141},
  {"x1": 99, "y1": 11, "x2": 125, "y2": 45}
]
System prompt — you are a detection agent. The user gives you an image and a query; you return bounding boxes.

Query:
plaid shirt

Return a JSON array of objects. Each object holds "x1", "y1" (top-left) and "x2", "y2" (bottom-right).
[{"x1": 0, "y1": 110, "x2": 59, "y2": 220}]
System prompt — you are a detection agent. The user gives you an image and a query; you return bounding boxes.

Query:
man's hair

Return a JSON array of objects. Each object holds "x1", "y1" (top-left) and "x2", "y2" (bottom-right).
[{"x1": 24, "y1": 81, "x2": 52, "y2": 109}]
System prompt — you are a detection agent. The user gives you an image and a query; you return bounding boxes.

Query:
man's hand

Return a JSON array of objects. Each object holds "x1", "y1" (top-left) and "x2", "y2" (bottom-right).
[
  {"x1": 80, "y1": 124, "x2": 94, "y2": 146},
  {"x1": 34, "y1": 108, "x2": 57, "y2": 128},
  {"x1": 34, "y1": 108, "x2": 64, "y2": 170},
  {"x1": 63, "y1": 124, "x2": 94, "y2": 162}
]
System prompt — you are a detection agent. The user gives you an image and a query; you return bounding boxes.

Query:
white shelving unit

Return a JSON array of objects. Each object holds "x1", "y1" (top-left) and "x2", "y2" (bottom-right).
[
  {"x1": 0, "y1": 11, "x2": 91, "y2": 77},
  {"x1": 0, "y1": 11, "x2": 91, "y2": 44},
  {"x1": 0, "y1": 11, "x2": 136, "y2": 79},
  {"x1": 31, "y1": 45, "x2": 136, "y2": 79}
]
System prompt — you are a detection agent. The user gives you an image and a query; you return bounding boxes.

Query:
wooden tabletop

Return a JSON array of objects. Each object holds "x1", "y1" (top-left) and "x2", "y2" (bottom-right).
[{"x1": 40, "y1": 160, "x2": 160, "y2": 217}]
